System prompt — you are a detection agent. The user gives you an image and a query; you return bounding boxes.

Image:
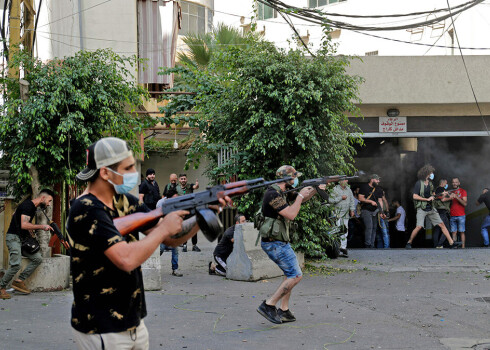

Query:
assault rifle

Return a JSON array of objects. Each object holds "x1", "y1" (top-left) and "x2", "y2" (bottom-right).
[
  {"x1": 433, "y1": 188, "x2": 459, "y2": 200},
  {"x1": 113, "y1": 177, "x2": 292, "y2": 242},
  {"x1": 284, "y1": 173, "x2": 362, "y2": 203},
  {"x1": 41, "y1": 209, "x2": 71, "y2": 254}
]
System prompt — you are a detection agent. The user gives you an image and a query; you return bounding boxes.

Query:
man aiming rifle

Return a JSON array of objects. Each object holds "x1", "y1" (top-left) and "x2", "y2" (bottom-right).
[{"x1": 67, "y1": 137, "x2": 231, "y2": 350}]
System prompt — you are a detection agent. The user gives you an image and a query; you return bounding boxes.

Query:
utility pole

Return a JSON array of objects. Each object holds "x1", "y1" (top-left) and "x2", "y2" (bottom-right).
[{"x1": 8, "y1": 0, "x2": 36, "y2": 78}]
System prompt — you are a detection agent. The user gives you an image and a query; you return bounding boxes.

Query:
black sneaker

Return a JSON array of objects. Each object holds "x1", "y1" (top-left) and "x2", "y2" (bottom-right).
[
  {"x1": 448, "y1": 241, "x2": 462, "y2": 249},
  {"x1": 172, "y1": 270, "x2": 183, "y2": 277},
  {"x1": 405, "y1": 243, "x2": 412, "y2": 249},
  {"x1": 339, "y1": 248, "x2": 348, "y2": 258},
  {"x1": 257, "y1": 301, "x2": 282, "y2": 324},
  {"x1": 208, "y1": 262, "x2": 215, "y2": 275},
  {"x1": 277, "y1": 308, "x2": 296, "y2": 322},
  {"x1": 182, "y1": 244, "x2": 187, "y2": 252},
  {"x1": 192, "y1": 245, "x2": 201, "y2": 252}
]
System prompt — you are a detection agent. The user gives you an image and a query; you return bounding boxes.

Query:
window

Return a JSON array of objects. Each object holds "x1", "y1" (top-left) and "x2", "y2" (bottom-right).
[
  {"x1": 257, "y1": 3, "x2": 277, "y2": 20},
  {"x1": 308, "y1": 0, "x2": 346, "y2": 7},
  {"x1": 180, "y1": 1, "x2": 206, "y2": 36}
]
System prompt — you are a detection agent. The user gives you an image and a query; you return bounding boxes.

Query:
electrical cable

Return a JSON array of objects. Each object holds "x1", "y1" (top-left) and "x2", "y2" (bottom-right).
[
  {"x1": 258, "y1": 0, "x2": 484, "y2": 32},
  {"x1": 32, "y1": 0, "x2": 43, "y2": 55},
  {"x1": 1, "y1": 0, "x2": 9, "y2": 59},
  {"x1": 446, "y1": 0, "x2": 490, "y2": 137},
  {"x1": 36, "y1": 0, "x2": 112, "y2": 29}
]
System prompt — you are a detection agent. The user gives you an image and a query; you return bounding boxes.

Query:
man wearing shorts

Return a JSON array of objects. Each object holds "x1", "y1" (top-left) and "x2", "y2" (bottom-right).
[
  {"x1": 449, "y1": 177, "x2": 467, "y2": 248},
  {"x1": 405, "y1": 164, "x2": 460, "y2": 249},
  {"x1": 257, "y1": 165, "x2": 315, "y2": 324}
]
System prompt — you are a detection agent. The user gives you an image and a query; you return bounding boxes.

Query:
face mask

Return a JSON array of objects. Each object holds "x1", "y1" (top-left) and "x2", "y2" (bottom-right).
[
  {"x1": 429, "y1": 173, "x2": 434, "y2": 180},
  {"x1": 292, "y1": 177, "x2": 299, "y2": 188},
  {"x1": 107, "y1": 168, "x2": 139, "y2": 194},
  {"x1": 444, "y1": 184, "x2": 448, "y2": 189},
  {"x1": 40, "y1": 202, "x2": 47, "y2": 209},
  {"x1": 372, "y1": 182, "x2": 378, "y2": 188}
]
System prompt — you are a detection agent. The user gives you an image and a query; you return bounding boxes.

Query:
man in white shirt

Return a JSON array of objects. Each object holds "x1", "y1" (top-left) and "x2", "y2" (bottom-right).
[{"x1": 388, "y1": 199, "x2": 406, "y2": 248}]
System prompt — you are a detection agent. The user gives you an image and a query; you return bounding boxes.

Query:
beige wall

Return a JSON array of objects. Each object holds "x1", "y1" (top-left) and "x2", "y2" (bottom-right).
[
  {"x1": 141, "y1": 150, "x2": 212, "y2": 194},
  {"x1": 347, "y1": 56, "x2": 490, "y2": 116}
]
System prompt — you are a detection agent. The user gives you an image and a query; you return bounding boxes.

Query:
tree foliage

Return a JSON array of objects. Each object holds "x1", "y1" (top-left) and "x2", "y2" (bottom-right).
[
  {"x1": 162, "y1": 32, "x2": 364, "y2": 255},
  {"x1": 0, "y1": 49, "x2": 152, "y2": 197}
]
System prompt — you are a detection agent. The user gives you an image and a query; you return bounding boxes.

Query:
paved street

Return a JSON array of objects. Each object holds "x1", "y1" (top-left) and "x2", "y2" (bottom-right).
[{"x1": 1, "y1": 239, "x2": 489, "y2": 350}]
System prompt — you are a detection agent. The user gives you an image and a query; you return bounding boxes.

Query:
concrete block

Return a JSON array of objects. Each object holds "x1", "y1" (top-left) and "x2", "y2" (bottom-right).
[
  {"x1": 226, "y1": 223, "x2": 304, "y2": 282},
  {"x1": 140, "y1": 233, "x2": 162, "y2": 291},
  {"x1": 20, "y1": 254, "x2": 70, "y2": 292}
]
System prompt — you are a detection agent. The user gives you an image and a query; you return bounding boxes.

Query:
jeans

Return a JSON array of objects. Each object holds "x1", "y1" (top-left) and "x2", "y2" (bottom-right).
[
  {"x1": 261, "y1": 241, "x2": 302, "y2": 278},
  {"x1": 159, "y1": 244, "x2": 178, "y2": 271},
  {"x1": 378, "y1": 217, "x2": 390, "y2": 248},
  {"x1": 361, "y1": 209, "x2": 377, "y2": 248},
  {"x1": 433, "y1": 209, "x2": 450, "y2": 247},
  {"x1": 482, "y1": 215, "x2": 490, "y2": 246},
  {"x1": 0, "y1": 234, "x2": 42, "y2": 289},
  {"x1": 450, "y1": 215, "x2": 466, "y2": 233}
]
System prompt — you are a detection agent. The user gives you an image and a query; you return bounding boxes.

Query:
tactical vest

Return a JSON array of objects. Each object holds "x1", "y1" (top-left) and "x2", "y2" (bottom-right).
[
  {"x1": 413, "y1": 180, "x2": 434, "y2": 210},
  {"x1": 433, "y1": 190, "x2": 451, "y2": 211},
  {"x1": 259, "y1": 184, "x2": 291, "y2": 242}
]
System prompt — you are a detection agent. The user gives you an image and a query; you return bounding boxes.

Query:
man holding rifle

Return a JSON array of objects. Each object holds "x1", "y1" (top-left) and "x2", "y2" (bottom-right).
[
  {"x1": 405, "y1": 165, "x2": 460, "y2": 249},
  {"x1": 67, "y1": 137, "x2": 230, "y2": 350},
  {"x1": 257, "y1": 165, "x2": 315, "y2": 324}
]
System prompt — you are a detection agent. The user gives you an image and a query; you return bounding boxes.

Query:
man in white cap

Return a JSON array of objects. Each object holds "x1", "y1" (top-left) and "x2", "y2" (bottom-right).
[
  {"x1": 257, "y1": 165, "x2": 315, "y2": 324},
  {"x1": 67, "y1": 137, "x2": 229, "y2": 350}
]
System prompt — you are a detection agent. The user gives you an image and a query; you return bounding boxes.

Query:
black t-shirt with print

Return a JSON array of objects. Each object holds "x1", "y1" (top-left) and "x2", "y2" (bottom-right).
[
  {"x1": 213, "y1": 225, "x2": 235, "y2": 260},
  {"x1": 359, "y1": 184, "x2": 383, "y2": 212},
  {"x1": 262, "y1": 186, "x2": 289, "y2": 218},
  {"x1": 67, "y1": 193, "x2": 150, "y2": 334},
  {"x1": 7, "y1": 199, "x2": 36, "y2": 237}
]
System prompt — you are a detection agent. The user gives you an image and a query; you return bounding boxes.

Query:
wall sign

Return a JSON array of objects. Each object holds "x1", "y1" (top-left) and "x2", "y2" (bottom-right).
[{"x1": 379, "y1": 116, "x2": 407, "y2": 133}]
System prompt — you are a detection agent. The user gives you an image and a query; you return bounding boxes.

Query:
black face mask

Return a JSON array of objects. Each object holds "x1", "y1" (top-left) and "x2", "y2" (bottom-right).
[
  {"x1": 372, "y1": 182, "x2": 378, "y2": 188},
  {"x1": 40, "y1": 202, "x2": 47, "y2": 210}
]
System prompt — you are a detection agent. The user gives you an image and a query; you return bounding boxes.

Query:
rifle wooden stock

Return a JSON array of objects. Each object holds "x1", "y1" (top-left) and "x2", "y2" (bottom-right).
[{"x1": 114, "y1": 209, "x2": 162, "y2": 237}]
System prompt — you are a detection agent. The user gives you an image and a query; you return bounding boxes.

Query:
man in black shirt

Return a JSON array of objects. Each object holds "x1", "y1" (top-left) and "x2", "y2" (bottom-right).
[
  {"x1": 405, "y1": 164, "x2": 459, "y2": 249},
  {"x1": 358, "y1": 174, "x2": 384, "y2": 248},
  {"x1": 0, "y1": 190, "x2": 54, "y2": 299},
  {"x1": 138, "y1": 168, "x2": 160, "y2": 210},
  {"x1": 476, "y1": 188, "x2": 490, "y2": 247},
  {"x1": 68, "y1": 137, "x2": 228, "y2": 349},
  {"x1": 209, "y1": 213, "x2": 246, "y2": 276},
  {"x1": 257, "y1": 165, "x2": 315, "y2": 324},
  {"x1": 433, "y1": 178, "x2": 452, "y2": 248}
]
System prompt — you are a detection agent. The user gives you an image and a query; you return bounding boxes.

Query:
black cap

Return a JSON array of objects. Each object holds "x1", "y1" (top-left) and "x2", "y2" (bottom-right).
[{"x1": 146, "y1": 168, "x2": 156, "y2": 176}]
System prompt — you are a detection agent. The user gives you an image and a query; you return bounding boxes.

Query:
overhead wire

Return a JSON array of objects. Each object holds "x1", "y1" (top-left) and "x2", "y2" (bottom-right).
[
  {"x1": 258, "y1": 0, "x2": 484, "y2": 31},
  {"x1": 36, "y1": 0, "x2": 112, "y2": 29},
  {"x1": 445, "y1": 0, "x2": 490, "y2": 136}
]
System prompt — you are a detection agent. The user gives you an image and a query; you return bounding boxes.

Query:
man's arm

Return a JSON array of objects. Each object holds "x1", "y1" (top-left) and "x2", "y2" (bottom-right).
[
  {"x1": 105, "y1": 210, "x2": 188, "y2": 272},
  {"x1": 359, "y1": 193, "x2": 377, "y2": 207},
  {"x1": 413, "y1": 193, "x2": 434, "y2": 202},
  {"x1": 278, "y1": 187, "x2": 314, "y2": 220},
  {"x1": 138, "y1": 182, "x2": 147, "y2": 202},
  {"x1": 388, "y1": 213, "x2": 401, "y2": 222},
  {"x1": 20, "y1": 215, "x2": 53, "y2": 232},
  {"x1": 328, "y1": 187, "x2": 341, "y2": 204},
  {"x1": 193, "y1": 180, "x2": 199, "y2": 190}
]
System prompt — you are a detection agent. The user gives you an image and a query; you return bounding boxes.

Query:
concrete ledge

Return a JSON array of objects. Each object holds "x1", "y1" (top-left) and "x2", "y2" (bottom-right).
[
  {"x1": 226, "y1": 223, "x2": 304, "y2": 282},
  {"x1": 20, "y1": 254, "x2": 70, "y2": 292},
  {"x1": 140, "y1": 233, "x2": 162, "y2": 291}
]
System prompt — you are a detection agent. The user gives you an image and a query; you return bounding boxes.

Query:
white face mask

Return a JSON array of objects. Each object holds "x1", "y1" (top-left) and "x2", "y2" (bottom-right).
[
  {"x1": 106, "y1": 168, "x2": 139, "y2": 194},
  {"x1": 429, "y1": 173, "x2": 434, "y2": 180}
]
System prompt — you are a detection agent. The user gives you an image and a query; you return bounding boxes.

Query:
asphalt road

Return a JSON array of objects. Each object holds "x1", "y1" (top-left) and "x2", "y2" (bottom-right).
[{"x1": 1, "y1": 243, "x2": 489, "y2": 350}]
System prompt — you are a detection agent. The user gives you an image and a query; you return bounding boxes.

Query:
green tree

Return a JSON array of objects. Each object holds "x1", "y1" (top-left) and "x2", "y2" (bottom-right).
[
  {"x1": 162, "y1": 33, "x2": 363, "y2": 256},
  {"x1": 0, "y1": 48, "x2": 151, "y2": 197}
]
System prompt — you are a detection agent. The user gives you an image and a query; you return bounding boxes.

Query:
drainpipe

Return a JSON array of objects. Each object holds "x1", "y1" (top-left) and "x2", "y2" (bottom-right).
[{"x1": 78, "y1": 0, "x2": 84, "y2": 50}]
